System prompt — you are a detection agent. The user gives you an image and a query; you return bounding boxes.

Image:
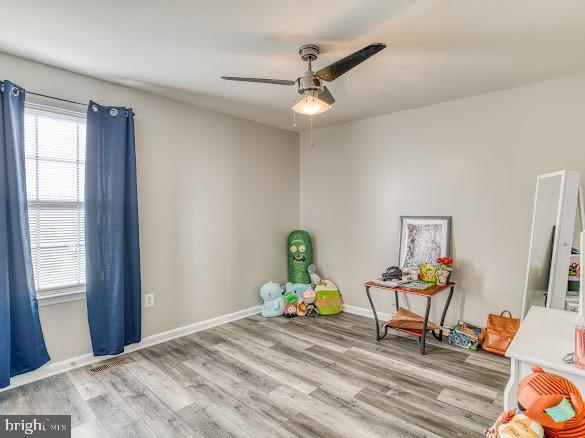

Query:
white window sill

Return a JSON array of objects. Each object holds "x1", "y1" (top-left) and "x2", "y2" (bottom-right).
[{"x1": 37, "y1": 288, "x2": 86, "y2": 307}]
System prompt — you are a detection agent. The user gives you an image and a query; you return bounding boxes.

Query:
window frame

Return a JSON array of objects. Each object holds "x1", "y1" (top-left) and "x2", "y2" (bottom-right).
[{"x1": 24, "y1": 102, "x2": 88, "y2": 306}]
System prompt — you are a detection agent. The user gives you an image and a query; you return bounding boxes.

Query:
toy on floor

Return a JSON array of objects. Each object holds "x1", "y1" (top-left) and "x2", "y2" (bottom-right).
[
  {"x1": 485, "y1": 366, "x2": 585, "y2": 438},
  {"x1": 284, "y1": 291, "x2": 299, "y2": 305},
  {"x1": 517, "y1": 366, "x2": 585, "y2": 437},
  {"x1": 301, "y1": 289, "x2": 316, "y2": 304},
  {"x1": 315, "y1": 280, "x2": 343, "y2": 315},
  {"x1": 296, "y1": 301, "x2": 307, "y2": 317},
  {"x1": 260, "y1": 281, "x2": 285, "y2": 318},
  {"x1": 286, "y1": 283, "x2": 311, "y2": 302},
  {"x1": 288, "y1": 230, "x2": 313, "y2": 284},
  {"x1": 306, "y1": 303, "x2": 319, "y2": 318},
  {"x1": 484, "y1": 410, "x2": 544, "y2": 438},
  {"x1": 307, "y1": 264, "x2": 321, "y2": 288},
  {"x1": 284, "y1": 302, "x2": 297, "y2": 318}
]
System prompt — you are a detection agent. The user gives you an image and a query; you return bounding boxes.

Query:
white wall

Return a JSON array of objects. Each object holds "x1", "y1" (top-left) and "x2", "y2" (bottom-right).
[
  {"x1": 300, "y1": 74, "x2": 585, "y2": 327},
  {"x1": 0, "y1": 52, "x2": 299, "y2": 363}
]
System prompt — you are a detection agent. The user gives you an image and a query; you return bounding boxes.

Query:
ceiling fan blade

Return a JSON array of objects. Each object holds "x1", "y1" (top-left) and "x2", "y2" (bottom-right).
[
  {"x1": 319, "y1": 86, "x2": 335, "y2": 105},
  {"x1": 221, "y1": 76, "x2": 296, "y2": 86},
  {"x1": 316, "y1": 43, "x2": 386, "y2": 82}
]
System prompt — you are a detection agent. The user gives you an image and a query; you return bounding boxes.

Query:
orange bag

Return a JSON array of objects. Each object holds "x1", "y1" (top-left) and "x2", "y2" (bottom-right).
[{"x1": 479, "y1": 310, "x2": 520, "y2": 356}]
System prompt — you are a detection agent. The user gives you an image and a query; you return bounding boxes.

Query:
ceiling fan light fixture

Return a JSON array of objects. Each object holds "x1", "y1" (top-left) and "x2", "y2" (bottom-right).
[{"x1": 291, "y1": 94, "x2": 331, "y2": 115}]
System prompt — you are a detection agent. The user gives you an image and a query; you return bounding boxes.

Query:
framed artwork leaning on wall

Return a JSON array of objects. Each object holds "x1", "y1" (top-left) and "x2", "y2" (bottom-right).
[{"x1": 398, "y1": 216, "x2": 452, "y2": 267}]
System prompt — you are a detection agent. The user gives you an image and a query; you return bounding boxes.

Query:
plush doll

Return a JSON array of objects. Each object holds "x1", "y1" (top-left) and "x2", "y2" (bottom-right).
[
  {"x1": 306, "y1": 303, "x2": 319, "y2": 318},
  {"x1": 315, "y1": 280, "x2": 343, "y2": 315},
  {"x1": 517, "y1": 366, "x2": 585, "y2": 437},
  {"x1": 484, "y1": 410, "x2": 544, "y2": 438},
  {"x1": 296, "y1": 301, "x2": 307, "y2": 317},
  {"x1": 288, "y1": 230, "x2": 313, "y2": 284},
  {"x1": 260, "y1": 282, "x2": 285, "y2": 318},
  {"x1": 485, "y1": 366, "x2": 585, "y2": 438},
  {"x1": 301, "y1": 289, "x2": 316, "y2": 304},
  {"x1": 307, "y1": 264, "x2": 321, "y2": 288},
  {"x1": 286, "y1": 283, "x2": 311, "y2": 303},
  {"x1": 284, "y1": 291, "x2": 299, "y2": 305},
  {"x1": 284, "y1": 302, "x2": 297, "y2": 318}
]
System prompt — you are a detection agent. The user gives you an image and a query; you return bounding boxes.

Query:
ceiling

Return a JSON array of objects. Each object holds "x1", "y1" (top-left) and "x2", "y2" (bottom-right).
[{"x1": 1, "y1": 0, "x2": 584, "y2": 131}]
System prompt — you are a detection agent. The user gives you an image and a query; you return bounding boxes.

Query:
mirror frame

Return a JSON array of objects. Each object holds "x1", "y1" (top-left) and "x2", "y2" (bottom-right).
[{"x1": 521, "y1": 171, "x2": 582, "y2": 318}]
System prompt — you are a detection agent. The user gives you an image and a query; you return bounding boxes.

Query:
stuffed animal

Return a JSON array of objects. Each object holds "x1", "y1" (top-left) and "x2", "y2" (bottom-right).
[
  {"x1": 296, "y1": 301, "x2": 307, "y2": 317},
  {"x1": 284, "y1": 302, "x2": 297, "y2": 318},
  {"x1": 260, "y1": 281, "x2": 285, "y2": 318},
  {"x1": 301, "y1": 289, "x2": 316, "y2": 304},
  {"x1": 286, "y1": 283, "x2": 311, "y2": 303},
  {"x1": 484, "y1": 410, "x2": 544, "y2": 438},
  {"x1": 307, "y1": 264, "x2": 321, "y2": 288},
  {"x1": 306, "y1": 303, "x2": 319, "y2": 318},
  {"x1": 498, "y1": 413, "x2": 544, "y2": 438},
  {"x1": 288, "y1": 230, "x2": 313, "y2": 284},
  {"x1": 485, "y1": 409, "x2": 516, "y2": 438},
  {"x1": 517, "y1": 366, "x2": 585, "y2": 437},
  {"x1": 284, "y1": 291, "x2": 298, "y2": 305},
  {"x1": 315, "y1": 280, "x2": 343, "y2": 315},
  {"x1": 485, "y1": 366, "x2": 585, "y2": 438}
]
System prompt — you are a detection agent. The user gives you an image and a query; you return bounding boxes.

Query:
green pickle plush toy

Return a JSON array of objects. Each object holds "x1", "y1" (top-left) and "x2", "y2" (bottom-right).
[{"x1": 287, "y1": 230, "x2": 313, "y2": 284}]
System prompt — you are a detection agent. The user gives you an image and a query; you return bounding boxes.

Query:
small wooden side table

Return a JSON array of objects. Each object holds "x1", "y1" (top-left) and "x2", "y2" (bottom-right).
[{"x1": 364, "y1": 281, "x2": 455, "y2": 355}]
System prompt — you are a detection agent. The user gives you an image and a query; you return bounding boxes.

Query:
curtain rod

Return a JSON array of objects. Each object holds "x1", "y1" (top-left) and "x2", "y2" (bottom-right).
[{"x1": 0, "y1": 80, "x2": 86, "y2": 107}]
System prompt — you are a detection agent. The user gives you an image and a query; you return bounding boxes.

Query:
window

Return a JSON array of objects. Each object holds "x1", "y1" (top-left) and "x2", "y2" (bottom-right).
[{"x1": 24, "y1": 104, "x2": 86, "y2": 297}]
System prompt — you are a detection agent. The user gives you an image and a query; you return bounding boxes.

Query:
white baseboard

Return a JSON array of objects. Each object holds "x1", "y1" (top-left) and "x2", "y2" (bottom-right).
[
  {"x1": 3, "y1": 304, "x2": 262, "y2": 392},
  {"x1": 343, "y1": 304, "x2": 393, "y2": 322}
]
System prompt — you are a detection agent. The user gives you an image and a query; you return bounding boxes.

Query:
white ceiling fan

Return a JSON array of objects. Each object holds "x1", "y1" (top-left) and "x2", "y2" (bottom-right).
[{"x1": 221, "y1": 43, "x2": 386, "y2": 116}]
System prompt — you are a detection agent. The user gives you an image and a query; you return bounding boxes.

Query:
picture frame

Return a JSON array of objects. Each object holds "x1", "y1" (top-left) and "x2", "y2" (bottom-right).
[{"x1": 398, "y1": 216, "x2": 452, "y2": 267}]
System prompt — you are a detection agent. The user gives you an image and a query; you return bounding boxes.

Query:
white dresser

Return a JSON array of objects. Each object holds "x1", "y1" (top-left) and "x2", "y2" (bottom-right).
[{"x1": 504, "y1": 306, "x2": 585, "y2": 409}]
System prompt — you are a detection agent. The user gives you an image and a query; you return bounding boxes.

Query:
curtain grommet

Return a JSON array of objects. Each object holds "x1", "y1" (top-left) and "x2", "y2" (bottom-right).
[
  {"x1": 11, "y1": 87, "x2": 19, "y2": 97},
  {"x1": 110, "y1": 108, "x2": 118, "y2": 117},
  {"x1": 92, "y1": 104, "x2": 99, "y2": 112}
]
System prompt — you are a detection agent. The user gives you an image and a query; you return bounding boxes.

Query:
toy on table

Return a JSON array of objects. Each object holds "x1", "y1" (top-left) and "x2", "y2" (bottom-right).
[
  {"x1": 284, "y1": 303, "x2": 297, "y2": 318},
  {"x1": 296, "y1": 301, "x2": 307, "y2": 317},
  {"x1": 401, "y1": 266, "x2": 419, "y2": 282},
  {"x1": 288, "y1": 230, "x2": 313, "y2": 284},
  {"x1": 419, "y1": 264, "x2": 437, "y2": 283},
  {"x1": 307, "y1": 264, "x2": 321, "y2": 288},
  {"x1": 485, "y1": 366, "x2": 585, "y2": 438},
  {"x1": 260, "y1": 281, "x2": 285, "y2": 318},
  {"x1": 315, "y1": 280, "x2": 343, "y2": 315},
  {"x1": 382, "y1": 266, "x2": 402, "y2": 280}
]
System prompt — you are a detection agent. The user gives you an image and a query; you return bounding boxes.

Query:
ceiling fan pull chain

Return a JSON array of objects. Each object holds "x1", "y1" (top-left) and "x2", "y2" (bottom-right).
[
  {"x1": 309, "y1": 115, "x2": 314, "y2": 148},
  {"x1": 293, "y1": 110, "x2": 296, "y2": 128}
]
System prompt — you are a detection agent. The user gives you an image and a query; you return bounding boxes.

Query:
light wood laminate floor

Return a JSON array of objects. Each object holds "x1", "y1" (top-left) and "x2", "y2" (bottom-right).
[{"x1": 0, "y1": 312, "x2": 509, "y2": 437}]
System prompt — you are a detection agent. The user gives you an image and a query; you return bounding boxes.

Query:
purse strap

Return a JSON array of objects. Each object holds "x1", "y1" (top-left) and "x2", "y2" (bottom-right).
[{"x1": 500, "y1": 310, "x2": 512, "y2": 318}]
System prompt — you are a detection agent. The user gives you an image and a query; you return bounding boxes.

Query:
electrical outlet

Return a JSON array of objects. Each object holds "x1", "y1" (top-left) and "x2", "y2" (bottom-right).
[{"x1": 144, "y1": 293, "x2": 155, "y2": 308}]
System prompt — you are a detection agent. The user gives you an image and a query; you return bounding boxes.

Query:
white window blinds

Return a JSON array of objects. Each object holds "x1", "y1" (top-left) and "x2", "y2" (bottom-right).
[{"x1": 24, "y1": 104, "x2": 86, "y2": 294}]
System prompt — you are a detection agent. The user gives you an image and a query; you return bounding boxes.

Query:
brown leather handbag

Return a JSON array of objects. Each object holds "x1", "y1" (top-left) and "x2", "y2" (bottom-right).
[{"x1": 479, "y1": 311, "x2": 520, "y2": 356}]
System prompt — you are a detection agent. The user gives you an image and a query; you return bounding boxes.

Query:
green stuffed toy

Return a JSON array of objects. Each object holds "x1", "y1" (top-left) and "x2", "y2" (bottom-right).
[{"x1": 288, "y1": 230, "x2": 313, "y2": 284}]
